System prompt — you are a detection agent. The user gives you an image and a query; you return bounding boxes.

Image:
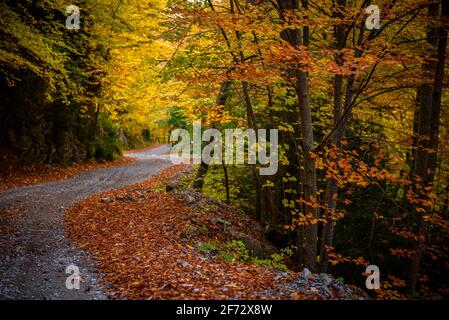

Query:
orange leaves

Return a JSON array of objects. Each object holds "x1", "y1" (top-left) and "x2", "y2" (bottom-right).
[
  {"x1": 319, "y1": 142, "x2": 411, "y2": 192},
  {"x1": 389, "y1": 248, "x2": 414, "y2": 259},
  {"x1": 375, "y1": 275, "x2": 408, "y2": 300},
  {"x1": 327, "y1": 248, "x2": 353, "y2": 266},
  {"x1": 354, "y1": 256, "x2": 369, "y2": 266},
  {"x1": 64, "y1": 164, "x2": 288, "y2": 299},
  {"x1": 0, "y1": 149, "x2": 135, "y2": 191}
]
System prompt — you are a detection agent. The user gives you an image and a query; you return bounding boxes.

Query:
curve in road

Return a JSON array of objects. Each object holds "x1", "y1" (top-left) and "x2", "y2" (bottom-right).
[{"x1": 0, "y1": 145, "x2": 176, "y2": 299}]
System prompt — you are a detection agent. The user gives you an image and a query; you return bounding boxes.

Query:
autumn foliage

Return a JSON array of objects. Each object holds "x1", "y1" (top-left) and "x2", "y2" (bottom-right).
[{"x1": 1, "y1": 0, "x2": 449, "y2": 300}]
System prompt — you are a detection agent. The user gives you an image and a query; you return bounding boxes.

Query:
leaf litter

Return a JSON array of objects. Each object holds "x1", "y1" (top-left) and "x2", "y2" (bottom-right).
[{"x1": 65, "y1": 164, "x2": 367, "y2": 300}]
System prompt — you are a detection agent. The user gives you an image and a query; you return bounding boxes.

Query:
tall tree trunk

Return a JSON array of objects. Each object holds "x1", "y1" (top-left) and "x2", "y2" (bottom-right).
[
  {"x1": 429, "y1": 0, "x2": 448, "y2": 173},
  {"x1": 278, "y1": 0, "x2": 318, "y2": 271},
  {"x1": 319, "y1": 0, "x2": 369, "y2": 272},
  {"x1": 296, "y1": 69, "x2": 318, "y2": 272},
  {"x1": 407, "y1": 0, "x2": 447, "y2": 294},
  {"x1": 319, "y1": 0, "x2": 346, "y2": 273},
  {"x1": 231, "y1": 0, "x2": 280, "y2": 224}
]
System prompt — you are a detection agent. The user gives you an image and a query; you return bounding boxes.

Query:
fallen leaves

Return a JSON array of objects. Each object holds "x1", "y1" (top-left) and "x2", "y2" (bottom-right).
[
  {"x1": 0, "y1": 148, "x2": 135, "y2": 191},
  {"x1": 64, "y1": 164, "x2": 367, "y2": 300},
  {"x1": 65, "y1": 164, "x2": 286, "y2": 299}
]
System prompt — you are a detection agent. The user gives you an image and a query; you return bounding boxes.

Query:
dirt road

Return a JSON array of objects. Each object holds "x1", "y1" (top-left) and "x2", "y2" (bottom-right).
[{"x1": 0, "y1": 145, "x2": 175, "y2": 299}]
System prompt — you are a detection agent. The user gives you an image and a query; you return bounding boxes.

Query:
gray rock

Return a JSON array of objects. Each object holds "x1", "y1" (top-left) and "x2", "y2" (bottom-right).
[
  {"x1": 176, "y1": 259, "x2": 191, "y2": 268},
  {"x1": 302, "y1": 268, "x2": 312, "y2": 279},
  {"x1": 185, "y1": 194, "x2": 196, "y2": 204},
  {"x1": 321, "y1": 274, "x2": 332, "y2": 285},
  {"x1": 235, "y1": 233, "x2": 276, "y2": 259},
  {"x1": 211, "y1": 218, "x2": 229, "y2": 225}
]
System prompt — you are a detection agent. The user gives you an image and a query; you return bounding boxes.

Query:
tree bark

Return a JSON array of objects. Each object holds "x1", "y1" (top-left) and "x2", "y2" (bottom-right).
[
  {"x1": 222, "y1": 158, "x2": 231, "y2": 204},
  {"x1": 407, "y1": 0, "x2": 447, "y2": 294},
  {"x1": 192, "y1": 81, "x2": 231, "y2": 191},
  {"x1": 278, "y1": 0, "x2": 318, "y2": 271},
  {"x1": 319, "y1": 0, "x2": 346, "y2": 273}
]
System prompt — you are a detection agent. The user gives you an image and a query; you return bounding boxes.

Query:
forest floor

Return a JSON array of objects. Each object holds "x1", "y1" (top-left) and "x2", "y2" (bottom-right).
[
  {"x1": 64, "y1": 164, "x2": 368, "y2": 300},
  {"x1": 0, "y1": 144, "x2": 367, "y2": 300}
]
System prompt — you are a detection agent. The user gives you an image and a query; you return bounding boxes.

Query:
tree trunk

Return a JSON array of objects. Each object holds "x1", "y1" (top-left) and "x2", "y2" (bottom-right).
[
  {"x1": 407, "y1": 0, "x2": 447, "y2": 294},
  {"x1": 278, "y1": 0, "x2": 318, "y2": 271},
  {"x1": 296, "y1": 70, "x2": 318, "y2": 272},
  {"x1": 192, "y1": 81, "x2": 231, "y2": 191},
  {"x1": 222, "y1": 159, "x2": 231, "y2": 204},
  {"x1": 193, "y1": 161, "x2": 209, "y2": 191},
  {"x1": 319, "y1": 0, "x2": 346, "y2": 273}
]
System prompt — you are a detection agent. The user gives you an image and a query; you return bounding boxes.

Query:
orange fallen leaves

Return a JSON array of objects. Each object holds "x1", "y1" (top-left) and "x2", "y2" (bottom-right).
[
  {"x1": 0, "y1": 149, "x2": 135, "y2": 191},
  {"x1": 64, "y1": 164, "x2": 288, "y2": 299}
]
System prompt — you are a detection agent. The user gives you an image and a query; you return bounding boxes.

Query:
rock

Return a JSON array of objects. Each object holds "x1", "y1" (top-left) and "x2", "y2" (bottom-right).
[
  {"x1": 101, "y1": 197, "x2": 111, "y2": 203},
  {"x1": 116, "y1": 194, "x2": 134, "y2": 201},
  {"x1": 211, "y1": 218, "x2": 229, "y2": 225},
  {"x1": 321, "y1": 274, "x2": 332, "y2": 285},
  {"x1": 323, "y1": 287, "x2": 333, "y2": 298},
  {"x1": 176, "y1": 259, "x2": 191, "y2": 268},
  {"x1": 302, "y1": 268, "x2": 312, "y2": 279},
  {"x1": 235, "y1": 233, "x2": 276, "y2": 259},
  {"x1": 185, "y1": 194, "x2": 196, "y2": 204},
  {"x1": 192, "y1": 288, "x2": 200, "y2": 293},
  {"x1": 249, "y1": 270, "x2": 367, "y2": 300},
  {"x1": 275, "y1": 272, "x2": 289, "y2": 281}
]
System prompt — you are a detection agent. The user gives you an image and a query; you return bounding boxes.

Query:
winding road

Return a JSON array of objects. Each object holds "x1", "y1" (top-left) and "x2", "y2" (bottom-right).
[{"x1": 0, "y1": 145, "x2": 177, "y2": 299}]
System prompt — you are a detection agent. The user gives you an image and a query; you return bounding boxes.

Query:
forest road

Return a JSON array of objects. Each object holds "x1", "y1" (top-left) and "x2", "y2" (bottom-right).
[{"x1": 0, "y1": 145, "x2": 178, "y2": 299}]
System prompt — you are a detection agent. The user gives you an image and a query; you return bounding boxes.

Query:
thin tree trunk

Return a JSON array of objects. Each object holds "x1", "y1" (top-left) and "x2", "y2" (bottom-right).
[
  {"x1": 319, "y1": 0, "x2": 371, "y2": 272},
  {"x1": 277, "y1": 0, "x2": 318, "y2": 272},
  {"x1": 222, "y1": 159, "x2": 231, "y2": 204},
  {"x1": 296, "y1": 70, "x2": 318, "y2": 272},
  {"x1": 90, "y1": 101, "x2": 101, "y2": 158},
  {"x1": 319, "y1": 0, "x2": 346, "y2": 273},
  {"x1": 192, "y1": 81, "x2": 231, "y2": 191},
  {"x1": 193, "y1": 161, "x2": 209, "y2": 191}
]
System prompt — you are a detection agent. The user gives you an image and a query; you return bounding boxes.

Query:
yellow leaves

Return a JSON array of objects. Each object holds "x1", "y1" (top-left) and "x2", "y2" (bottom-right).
[
  {"x1": 386, "y1": 226, "x2": 417, "y2": 241},
  {"x1": 282, "y1": 199, "x2": 295, "y2": 209},
  {"x1": 280, "y1": 157, "x2": 290, "y2": 166},
  {"x1": 282, "y1": 175, "x2": 297, "y2": 183},
  {"x1": 263, "y1": 180, "x2": 274, "y2": 188},
  {"x1": 93, "y1": 0, "x2": 178, "y2": 137},
  {"x1": 278, "y1": 123, "x2": 295, "y2": 132}
]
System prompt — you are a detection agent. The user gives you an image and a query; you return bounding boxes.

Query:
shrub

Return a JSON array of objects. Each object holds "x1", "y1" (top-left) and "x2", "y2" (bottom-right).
[{"x1": 94, "y1": 113, "x2": 123, "y2": 161}]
